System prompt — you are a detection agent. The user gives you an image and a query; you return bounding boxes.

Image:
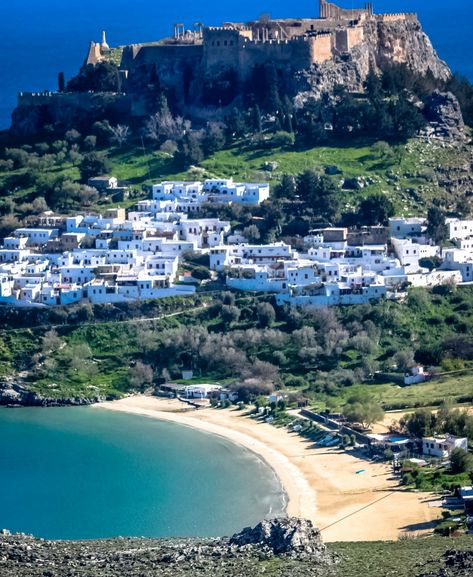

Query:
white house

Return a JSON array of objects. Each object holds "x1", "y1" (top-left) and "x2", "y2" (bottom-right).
[
  {"x1": 422, "y1": 434, "x2": 468, "y2": 458},
  {"x1": 184, "y1": 384, "x2": 222, "y2": 399},
  {"x1": 441, "y1": 249, "x2": 473, "y2": 282},
  {"x1": 389, "y1": 217, "x2": 426, "y2": 239},
  {"x1": 391, "y1": 238, "x2": 439, "y2": 267},
  {"x1": 446, "y1": 218, "x2": 473, "y2": 241},
  {"x1": 404, "y1": 366, "x2": 427, "y2": 385}
]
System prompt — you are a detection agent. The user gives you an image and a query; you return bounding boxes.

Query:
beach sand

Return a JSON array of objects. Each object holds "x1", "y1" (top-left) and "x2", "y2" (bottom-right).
[{"x1": 96, "y1": 396, "x2": 441, "y2": 542}]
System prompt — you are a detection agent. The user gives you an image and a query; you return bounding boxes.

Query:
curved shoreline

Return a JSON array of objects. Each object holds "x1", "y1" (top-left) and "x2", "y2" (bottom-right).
[
  {"x1": 96, "y1": 396, "x2": 441, "y2": 542},
  {"x1": 94, "y1": 399, "x2": 316, "y2": 522}
]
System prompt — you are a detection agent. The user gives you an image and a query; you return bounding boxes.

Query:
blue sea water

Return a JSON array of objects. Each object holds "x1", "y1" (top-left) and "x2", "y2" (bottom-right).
[
  {"x1": 0, "y1": 0, "x2": 472, "y2": 129},
  {"x1": 0, "y1": 407, "x2": 285, "y2": 539}
]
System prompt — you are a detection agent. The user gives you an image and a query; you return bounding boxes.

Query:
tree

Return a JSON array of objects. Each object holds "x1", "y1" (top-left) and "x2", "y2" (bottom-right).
[
  {"x1": 144, "y1": 96, "x2": 191, "y2": 144},
  {"x1": 58, "y1": 71, "x2": 65, "y2": 93},
  {"x1": 79, "y1": 152, "x2": 111, "y2": 182},
  {"x1": 257, "y1": 302, "x2": 276, "y2": 328},
  {"x1": 66, "y1": 343, "x2": 93, "y2": 372},
  {"x1": 31, "y1": 197, "x2": 49, "y2": 214},
  {"x1": 229, "y1": 378, "x2": 274, "y2": 403},
  {"x1": 128, "y1": 361, "x2": 154, "y2": 391},
  {"x1": 427, "y1": 207, "x2": 448, "y2": 244},
  {"x1": 296, "y1": 170, "x2": 341, "y2": 222},
  {"x1": 372, "y1": 140, "x2": 394, "y2": 162},
  {"x1": 109, "y1": 124, "x2": 131, "y2": 147},
  {"x1": 65, "y1": 129, "x2": 81, "y2": 144},
  {"x1": 0, "y1": 215, "x2": 21, "y2": 240},
  {"x1": 202, "y1": 122, "x2": 226, "y2": 155},
  {"x1": 400, "y1": 409, "x2": 436, "y2": 438},
  {"x1": 175, "y1": 132, "x2": 204, "y2": 167},
  {"x1": 450, "y1": 448, "x2": 473, "y2": 474},
  {"x1": 242, "y1": 224, "x2": 261, "y2": 242},
  {"x1": 252, "y1": 105, "x2": 262, "y2": 133},
  {"x1": 41, "y1": 330, "x2": 62, "y2": 355},
  {"x1": 221, "y1": 305, "x2": 241, "y2": 326},
  {"x1": 343, "y1": 393, "x2": 384, "y2": 429},
  {"x1": 67, "y1": 61, "x2": 121, "y2": 93},
  {"x1": 83, "y1": 135, "x2": 97, "y2": 151},
  {"x1": 393, "y1": 349, "x2": 416, "y2": 372},
  {"x1": 273, "y1": 174, "x2": 296, "y2": 200},
  {"x1": 357, "y1": 194, "x2": 395, "y2": 226}
]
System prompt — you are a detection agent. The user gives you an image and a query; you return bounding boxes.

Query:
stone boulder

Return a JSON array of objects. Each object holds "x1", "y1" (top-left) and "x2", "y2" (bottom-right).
[
  {"x1": 230, "y1": 518, "x2": 328, "y2": 560},
  {"x1": 422, "y1": 91, "x2": 465, "y2": 142},
  {"x1": 418, "y1": 549, "x2": 473, "y2": 576}
]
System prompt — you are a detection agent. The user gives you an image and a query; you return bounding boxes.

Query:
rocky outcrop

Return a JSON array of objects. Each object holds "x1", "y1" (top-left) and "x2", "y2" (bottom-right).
[
  {"x1": 294, "y1": 43, "x2": 372, "y2": 104},
  {"x1": 0, "y1": 518, "x2": 333, "y2": 577},
  {"x1": 419, "y1": 549, "x2": 473, "y2": 577},
  {"x1": 372, "y1": 18, "x2": 451, "y2": 82},
  {"x1": 230, "y1": 518, "x2": 327, "y2": 560},
  {"x1": 294, "y1": 17, "x2": 450, "y2": 105},
  {"x1": 421, "y1": 90, "x2": 466, "y2": 141},
  {"x1": 0, "y1": 381, "x2": 108, "y2": 407}
]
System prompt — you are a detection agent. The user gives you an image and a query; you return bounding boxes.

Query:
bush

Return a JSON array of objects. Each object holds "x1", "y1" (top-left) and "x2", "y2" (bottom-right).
[{"x1": 450, "y1": 448, "x2": 473, "y2": 474}]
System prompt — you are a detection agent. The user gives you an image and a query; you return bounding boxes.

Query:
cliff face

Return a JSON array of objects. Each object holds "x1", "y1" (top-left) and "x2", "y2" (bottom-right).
[
  {"x1": 295, "y1": 16, "x2": 451, "y2": 104},
  {"x1": 372, "y1": 18, "x2": 451, "y2": 82}
]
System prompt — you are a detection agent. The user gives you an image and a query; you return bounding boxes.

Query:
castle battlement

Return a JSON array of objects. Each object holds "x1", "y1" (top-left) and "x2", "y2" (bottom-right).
[
  {"x1": 378, "y1": 12, "x2": 417, "y2": 22},
  {"x1": 74, "y1": 0, "x2": 446, "y2": 106}
]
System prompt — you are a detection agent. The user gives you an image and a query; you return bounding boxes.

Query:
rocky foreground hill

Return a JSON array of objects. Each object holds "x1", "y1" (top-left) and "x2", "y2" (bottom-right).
[
  {"x1": 1, "y1": 518, "x2": 473, "y2": 577},
  {"x1": 0, "y1": 519, "x2": 332, "y2": 577}
]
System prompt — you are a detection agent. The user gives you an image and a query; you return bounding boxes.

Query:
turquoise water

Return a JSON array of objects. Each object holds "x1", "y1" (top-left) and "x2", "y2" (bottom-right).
[
  {"x1": 0, "y1": 407, "x2": 285, "y2": 539},
  {"x1": 0, "y1": 0, "x2": 472, "y2": 128}
]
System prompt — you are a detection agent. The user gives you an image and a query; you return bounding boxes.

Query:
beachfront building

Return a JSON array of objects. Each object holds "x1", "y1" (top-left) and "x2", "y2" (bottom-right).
[
  {"x1": 422, "y1": 435, "x2": 468, "y2": 458},
  {"x1": 184, "y1": 384, "x2": 223, "y2": 399}
]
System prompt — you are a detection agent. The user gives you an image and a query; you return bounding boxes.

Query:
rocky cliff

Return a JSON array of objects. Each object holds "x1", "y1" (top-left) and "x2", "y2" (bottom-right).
[
  {"x1": 295, "y1": 17, "x2": 450, "y2": 103},
  {"x1": 0, "y1": 380, "x2": 110, "y2": 407}
]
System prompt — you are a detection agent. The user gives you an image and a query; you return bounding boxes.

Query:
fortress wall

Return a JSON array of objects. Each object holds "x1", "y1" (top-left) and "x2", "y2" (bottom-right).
[
  {"x1": 335, "y1": 26, "x2": 364, "y2": 53},
  {"x1": 346, "y1": 26, "x2": 364, "y2": 49},
  {"x1": 17, "y1": 92, "x2": 103, "y2": 108},
  {"x1": 378, "y1": 13, "x2": 417, "y2": 22},
  {"x1": 309, "y1": 34, "x2": 333, "y2": 64},
  {"x1": 204, "y1": 28, "x2": 241, "y2": 70},
  {"x1": 238, "y1": 37, "x2": 314, "y2": 76},
  {"x1": 131, "y1": 44, "x2": 203, "y2": 68}
]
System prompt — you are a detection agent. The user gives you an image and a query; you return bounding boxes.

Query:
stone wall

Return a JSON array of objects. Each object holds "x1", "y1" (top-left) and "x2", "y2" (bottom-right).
[
  {"x1": 203, "y1": 28, "x2": 241, "y2": 71},
  {"x1": 310, "y1": 34, "x2": 333, "y2": 64}
]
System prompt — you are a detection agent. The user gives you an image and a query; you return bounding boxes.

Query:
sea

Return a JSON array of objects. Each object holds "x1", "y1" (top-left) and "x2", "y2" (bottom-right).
[
  {"x1": 0, "y1": 0, "x2": 472, "y2": 130},
  {"x1": 0, "y1": 406, "x2": 285, "y2": 539}
]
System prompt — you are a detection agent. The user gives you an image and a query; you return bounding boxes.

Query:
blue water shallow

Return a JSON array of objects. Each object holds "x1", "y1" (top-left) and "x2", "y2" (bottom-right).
[
  {"x1": 0, "y1": 406, "x2": 285, "y2": 539},
  {"x1": 0, "y1": 0, "x2": 472, "y2": 129}
]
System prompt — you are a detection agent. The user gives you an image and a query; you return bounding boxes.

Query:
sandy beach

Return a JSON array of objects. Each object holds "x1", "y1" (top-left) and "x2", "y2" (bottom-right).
[{"x1": 96, "y1": 396, "x2": 441, "y2": 542}]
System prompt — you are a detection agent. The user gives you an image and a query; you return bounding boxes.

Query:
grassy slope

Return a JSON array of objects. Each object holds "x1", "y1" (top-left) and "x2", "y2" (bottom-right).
[
  {"x1": 1, "y1": 138, "x2": 468, "y2": 219},
  {"x1": 105, "y1": 139, "x2": 467, "y2": 214},
  {"x1": 307, "y1": 371, "x2": 473, "y2": 413},
  {"x1": 330, "y1": 536, "x2": 473, "y2": 577}
]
